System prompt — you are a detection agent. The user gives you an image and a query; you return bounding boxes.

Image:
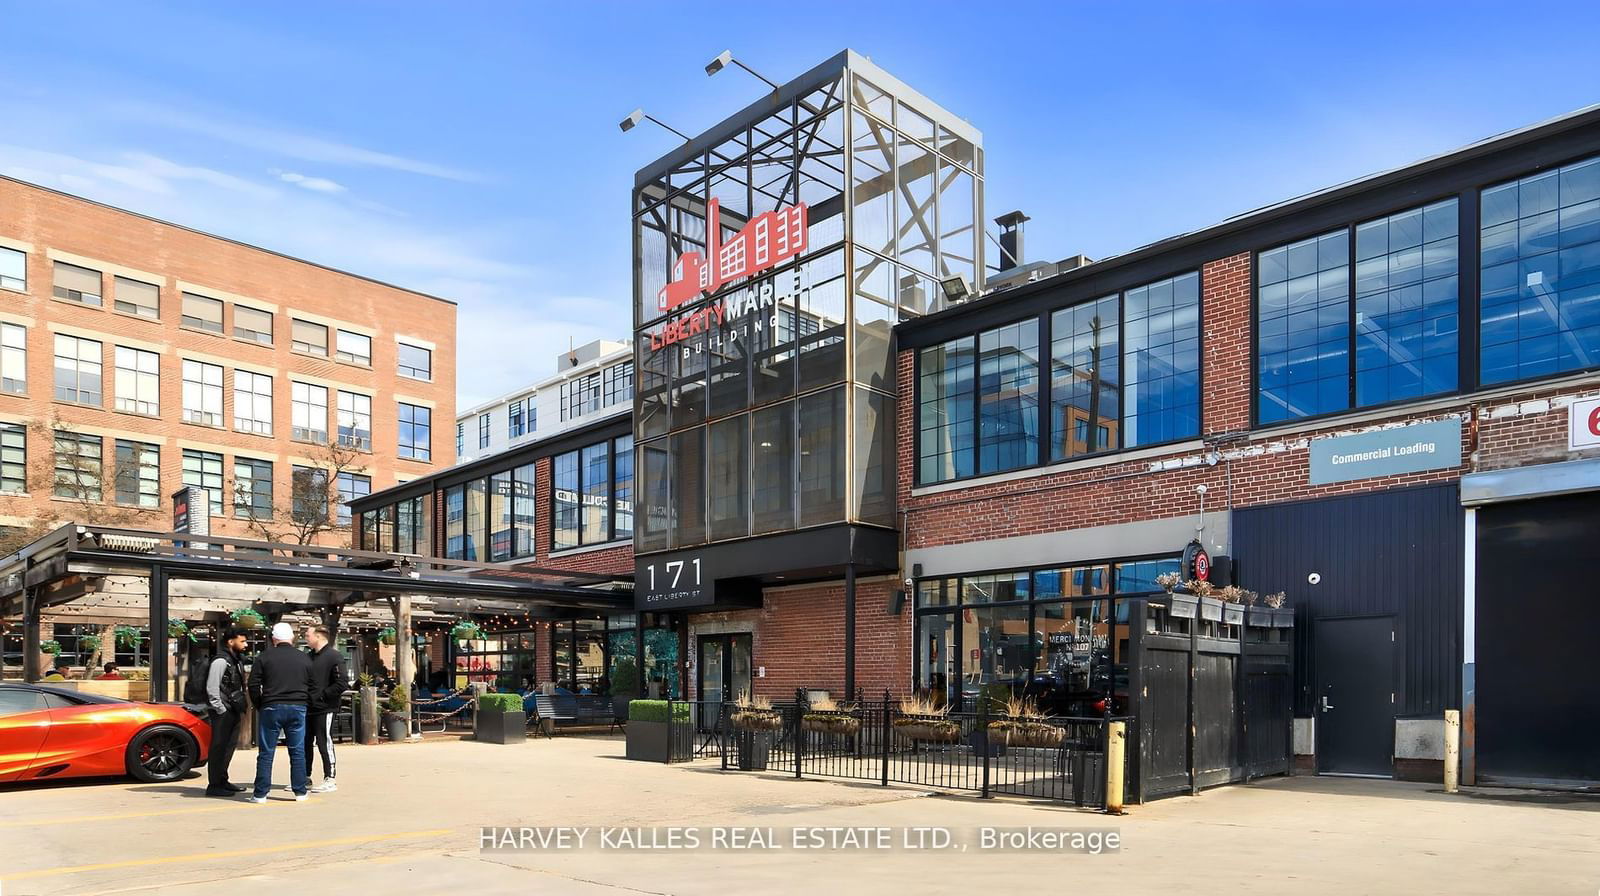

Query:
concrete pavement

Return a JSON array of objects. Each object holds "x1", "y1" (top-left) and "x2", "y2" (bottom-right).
[{"x1": 2, "y1": 734, "x2": 1597, "y2": 894}]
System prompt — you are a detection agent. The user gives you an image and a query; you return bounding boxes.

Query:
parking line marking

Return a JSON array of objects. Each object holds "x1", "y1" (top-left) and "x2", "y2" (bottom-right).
[
  {"x1": 0, "y1": 806, "x2": 230, "y2": 828},
  {"x1": 1, "y1": 828, "x2": 454, "y2": 880}
]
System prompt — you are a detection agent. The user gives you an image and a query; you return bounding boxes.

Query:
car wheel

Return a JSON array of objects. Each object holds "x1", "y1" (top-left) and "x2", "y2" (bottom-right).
[{"x1": 126, "y1": 725, "x2": 197, "y2": 783}]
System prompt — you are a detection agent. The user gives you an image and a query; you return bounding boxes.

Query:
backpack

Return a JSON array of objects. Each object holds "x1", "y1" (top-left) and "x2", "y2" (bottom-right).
[{"x1": 182, "y1": 655, "x2": 214, "y2": 706}]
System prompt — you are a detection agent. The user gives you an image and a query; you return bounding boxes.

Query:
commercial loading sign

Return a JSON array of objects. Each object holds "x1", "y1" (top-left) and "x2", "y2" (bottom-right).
[{"x1": 1308, "y1": 418, "x2": 1462, "y2": 485}]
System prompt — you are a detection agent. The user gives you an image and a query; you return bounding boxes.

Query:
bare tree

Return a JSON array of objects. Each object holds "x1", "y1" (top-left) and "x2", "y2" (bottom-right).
[
  {"x1": 234, "y1": 438, "x2": 369, "y2": 547},
  {"x1": 0, "y1": 414, "x2": 161, "y2": 556}
]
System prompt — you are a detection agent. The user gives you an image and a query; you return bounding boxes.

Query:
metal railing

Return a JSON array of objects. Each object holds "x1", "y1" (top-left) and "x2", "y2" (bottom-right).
[
  {"x1": 712, "y1": 689, "x2": 1128, "y2": 809},
  {"x1": 666, "y1": 700, "x2": 730, "y2": 763}
]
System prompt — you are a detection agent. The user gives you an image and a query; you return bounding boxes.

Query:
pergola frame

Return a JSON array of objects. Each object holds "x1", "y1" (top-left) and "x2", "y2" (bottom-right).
[{"x1": 0, "y1": 524, "x2": 631, "y2": 698}]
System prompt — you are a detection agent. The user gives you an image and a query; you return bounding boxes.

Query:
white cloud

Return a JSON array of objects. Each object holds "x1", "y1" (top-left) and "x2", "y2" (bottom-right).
[
  {"x1": 272, "y1": 168, "x2": 346, "y2": 194},
  {"x1": 120, "y1": 102, "x2": 483, "y2": 183}
]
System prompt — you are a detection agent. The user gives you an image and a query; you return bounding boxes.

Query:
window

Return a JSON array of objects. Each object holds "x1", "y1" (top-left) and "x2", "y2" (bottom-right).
[
  {"x1": 54, "y1": 431, "x2": 102, "y2": 501},
  {"x1": 529, "y1": 402, "x2": 537, "y2": 433},
  {"x1": 604, "y1": 361, "x2": 635, "y2": 406},
  {"x1": 561, "y1": 371, "x2": 604, "y2": 421},
  {"x1": 177, "y1": 360, "x2": 222, "y2": 426},
  {"x1": 444, "y1": 484, "x2": 467, "y2": 559},
  {"x1": 336, "y1": 472, "x2": 370, "y2": 525},
  {"x1": 1354, "y1": 199, "x2": 1460, "y2": 404},
  {"x1": 1, "y1": 323, "x2": 26, "y2": 394},
  {"x1": 113, "y1": 277, "x2": 160, "y2": 319},
  {"x1": 394, "y1": 494, "x2": 431, "y2": 555},
  {"x1": 978, "y1": 319, "x2": 1041, "y2": 472},
  {"x1": 478, "y1": 412, "x2": 490, "y2": 449},
  {"x1": 180, "y1": 292, "x2": 223, "y2": 333},
  {"x1": 113, "y1": 440, "x2": 160, "y2": 508},
  {"x1": 53, "y1": 262, "x2": 102, "y2": 307},
  {"x1": 0, "y1": 423, "x2": 25, "y2": 492},
  {"x1": 552, "y1": 435, "x2": 631, "y2": 549},
  {"x1": 508, "y1": 399, "x2": 525, "y2": 438},
  {"x1": 1480, "y1": 156, "x2": 1600, "y2": 385},
  {"x1": 335, "y1": 330, "x2": 371, "y2": 365},
  {"x1": 113, "y1": 346, "x2": 160, "y2": 416},
  {"x1": 337, "y1": 391, "x2": 371, "y2": 450},
  {"x1": 456, "y1": 422, "x2": 464, "y2": 456},
  {"x1": 918, "y1": 337, "x2": 975, "y2": 483},
  {"x1": 398, "y1": 343, "x2": 431, "y2": 380},
  {"x1": 1124, "y1": 272, "x2": 1201, "y2": 447},
  {"x1": 234, "y1": 306, "x2": 273, "y2": 345},
  {"x1": 1257, "y1": 229, "x2": 1351, "y2": 423},
  {"x1": 53, "y1": 334, "x2": 102, "y2": 405},
  {"x1": 1051, "y1": 297, "x2": 1118, "y2": 459},
  {"x1": 291, "y1": 382, "x2": 329, "y2": 443},
  {"x1": 0, "y1": 246, "x2": 23, "y2": 291},
  {"x1": 399, "y1": 403, "x2": 431, "y2": 461},
  {"x1": 233, "y1": 370, "x2": 273, "y2": 435},
  {"x1": 291, "y1": 319, "x2": 328, "y2": 356},
  {"x1": 234, "y1": 457, "x2": 273, "y2": 519},
  {"x1": 182, "y1": 449, "x2": 224, "y2": 516},
  {"x1": 291, "y1": 466, "x2": 329, "y2": 526}
]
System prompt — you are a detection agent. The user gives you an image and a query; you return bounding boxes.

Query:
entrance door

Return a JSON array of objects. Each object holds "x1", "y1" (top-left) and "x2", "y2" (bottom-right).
[
  {"x1": 1314, "y1": 616, "x2": 1394, "y2": 776},
  {"x1": 697, "y1": 634, "x2": 753, "y2": 716}
]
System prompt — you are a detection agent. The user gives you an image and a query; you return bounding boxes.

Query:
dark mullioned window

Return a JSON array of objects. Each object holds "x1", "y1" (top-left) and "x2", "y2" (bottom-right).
[{"x1": 1257, "y1": 229, "x2": 1351, "y2": 423}]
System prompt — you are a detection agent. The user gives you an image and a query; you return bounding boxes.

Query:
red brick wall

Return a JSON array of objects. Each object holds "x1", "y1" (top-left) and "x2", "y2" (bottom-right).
[
  {"x1": 1201, "y1": 252, "x2": 1253, "y2": 437},
  {"x1": 688, "y1": 577, "x2": 910, "y2": 702}
]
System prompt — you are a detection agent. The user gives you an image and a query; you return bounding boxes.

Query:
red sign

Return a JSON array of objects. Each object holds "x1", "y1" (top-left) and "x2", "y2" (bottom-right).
[
  {"x1": 657, "y1": 198, "x2": 808, "y2": 313},
  {"x1": 1183, "y1": 541, "x2": 1211, "y2": 582}
]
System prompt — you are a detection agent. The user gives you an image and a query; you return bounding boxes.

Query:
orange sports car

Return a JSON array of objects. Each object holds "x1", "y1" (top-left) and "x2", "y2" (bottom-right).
[{"x1": 0, "y1": 683, "x2": 211, "y2": 784}]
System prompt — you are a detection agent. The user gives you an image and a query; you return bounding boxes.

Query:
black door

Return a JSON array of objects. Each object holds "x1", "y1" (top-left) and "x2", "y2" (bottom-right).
[
  {"x1": 696, "y1": 634, "x2": 752, "y2": 719},
  {"x1": 1314, "y1": 616, "x2": 1394, "y2": 776},
  {"x1": 1477, "y1": 491, "x2": 1600, "y2": 786}
]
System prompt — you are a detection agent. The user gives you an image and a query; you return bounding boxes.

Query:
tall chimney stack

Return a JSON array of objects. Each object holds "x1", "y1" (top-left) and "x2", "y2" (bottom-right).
[{"x1": 994, "y1": 210, "x2": 1030, "y2": 271}]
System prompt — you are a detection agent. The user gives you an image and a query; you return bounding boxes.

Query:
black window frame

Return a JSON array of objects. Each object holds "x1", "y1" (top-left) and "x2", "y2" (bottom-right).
[{"x1": 550, "y1": 434, "x2": 631, "y2": 552}]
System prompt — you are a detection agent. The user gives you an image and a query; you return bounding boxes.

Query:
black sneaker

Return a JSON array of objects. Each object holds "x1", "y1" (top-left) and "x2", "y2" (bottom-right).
[{"x1": 226, "y1": 783, "x2": 247, "y2": 792}]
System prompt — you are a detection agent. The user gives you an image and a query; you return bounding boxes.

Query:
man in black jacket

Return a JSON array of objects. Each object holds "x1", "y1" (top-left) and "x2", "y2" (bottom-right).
[
  {"x1": 304, "y1": 625, "x2": 347, "y2": 793},
  {"x1": 246, "y1": 622, "x2": 313, "y2": 802},
  {"x1": 202, "y1": 628, "x2": 250, "y2": 797}
]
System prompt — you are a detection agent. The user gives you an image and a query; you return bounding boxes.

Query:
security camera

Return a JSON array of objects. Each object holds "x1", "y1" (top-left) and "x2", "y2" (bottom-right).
[
  {"x1": 1307, "y1": 572, "x2": 1322, "y2": 585},
  {"x1": 904, "y1": 577, "x2": 914, "y2": 589},
  {"x1": 1195, "y1": 484, "x2": 1208, "y2": 495}
]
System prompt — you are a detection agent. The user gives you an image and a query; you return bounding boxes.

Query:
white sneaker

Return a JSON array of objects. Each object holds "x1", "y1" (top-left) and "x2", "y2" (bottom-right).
[
  {"x1": 294, "y1": 792, "x2": 309, "y2": 801},
  {"x1": 312, "y1": 780, "x2": 337, "y2": 793},
  {"x1": 243, "y1": 795, "x2": 267, "y2": 804}
]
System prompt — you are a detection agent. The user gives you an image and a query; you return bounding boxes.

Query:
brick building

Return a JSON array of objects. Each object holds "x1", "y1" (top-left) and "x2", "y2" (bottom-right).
[{"x1": 0, "y1": 175, "x2": 456, "y2": 550}]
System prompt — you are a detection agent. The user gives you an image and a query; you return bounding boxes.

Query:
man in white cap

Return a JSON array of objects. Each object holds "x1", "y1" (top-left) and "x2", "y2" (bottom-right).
[{"x1": 245, "y1": 622, "x2": 314, "y2": 802}]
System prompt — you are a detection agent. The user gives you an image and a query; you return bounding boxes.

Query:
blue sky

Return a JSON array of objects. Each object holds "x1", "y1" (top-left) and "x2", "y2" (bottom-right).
[{"x1": 2, "y1": 1, "x2": 1598, "y2": 407}]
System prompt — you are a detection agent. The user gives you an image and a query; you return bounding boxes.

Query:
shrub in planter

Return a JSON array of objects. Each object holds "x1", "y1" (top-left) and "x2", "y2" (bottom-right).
[
  {"x1": 987, "y1": 696, "x2": 1066, "y2": 749},
  {"x1": 476, "y1": 692, "x2": 526, "y2": 744},
  {"x1": 892, "y1": 694, "x2": 960, "y2": 744},
  {"x1": 77, "y1": 633, "x2": 101, "y2": 655},
  {"x1": 231, "y1": 607, "x2": 265, "y2": 630},
  {"x1": 800, "y1": 694, "x2": 860, "y2": 735},
  {"x1": 114, "y1": 625, "x2": 143, "y2": 649},
  {"x1": 381, "y1": 685, "x2": 409, "y2": 741},
  {"x1": 377, "y1": 627, "x2": 397, "y2": 646},
  {"x1": 625, "y1": 699, "x2": 685, "y2": 762},
  {"x1": 627, "y1": 700, "x2": 689, "y2": 723},
  {"x1": 728, "y1": 694, "x2": 782, "y2": 732},
  {"x1": 167, "y1": 618, "x2": 189, "y2": 640},
  {"x1": 39, "y1": 640, "x2": 62, "y2": 656}
]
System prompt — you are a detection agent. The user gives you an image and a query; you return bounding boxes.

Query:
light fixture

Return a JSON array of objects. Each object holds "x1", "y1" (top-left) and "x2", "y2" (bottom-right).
[
  {"x1": 618, "y1": 108, "x2": 691, "y2": 142},
  {"x1": 939, "y1": 274, "x2": 973, "y2": 304},
  {"x1": 705, "y1": 50, "x2": 779, "y2": 89}
]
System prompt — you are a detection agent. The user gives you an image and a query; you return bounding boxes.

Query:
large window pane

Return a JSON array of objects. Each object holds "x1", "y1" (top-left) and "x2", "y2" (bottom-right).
[
  {"x1": 553, "y1": 450, "x2": 579, "y2": 551},
  {"x1": 798, "y1": 387, "x2": 845, "y2": 527},
  {"x1": 612, "y1": 435, "x2": 633, "y2": 541},
  {"x1": 965, "y1": 604, "x2": 1031, "y2": 709},
  {"x1": 708, "y1": 416, "x2": 747, "y2": 541},
  {"x1": 513, "y1": 462, "x2": 537, "y2": 557},
  {"x1": 1051, "y1": 296, "x2": 1119, "y2": 459},
  {"x1": 751, "y1": 402, "x2": 793, "y2": 534},
  {"x1": 580, "y1": 441, "x2": 611, "y2": 544},
  {"x1": 669, "y1": 428, "x2": 705, "y2": 547},
  {"x1": 637, "y1": 438, "x2": 670, "y2": 553},
  {"x1": 850, "y1": 111, "x2": 894, "y2": 258},
  {"x1": 462, "y1": 477, "x2": 485, "y2": 561},
  {"x1": 1124, "y1": 272, "x2": 1201, "y2": 446},
  {"x1": 854, "y1": 387, "x2": 895, "y2": 527},
  {"x1": 917, "y1": 336, "x2": 974, "y2": 483},
  {"x1": 979, "y1": 318, "x2": 1039, "y2": 473},
  {"x1": 917, "y1": 613, "x2": 956, "y2": 708},
  {"x1": 1356, "y1": 199, "x2": 1460, "y2": 404},
  {"x1": 1480, "y1": 155, "x2": 1600, "y2": 385},
  {"x1": 1257, "y1": 229, "x2": 1351, "y2": 422},
  {"x1": 488, "y1": 470, "x2": 513, "y2": 562}
]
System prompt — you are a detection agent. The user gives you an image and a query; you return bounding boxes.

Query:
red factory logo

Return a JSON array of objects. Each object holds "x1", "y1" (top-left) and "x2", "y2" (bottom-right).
[{"x1": 656, "y1": 198, "x2": 808, "y2": 313}]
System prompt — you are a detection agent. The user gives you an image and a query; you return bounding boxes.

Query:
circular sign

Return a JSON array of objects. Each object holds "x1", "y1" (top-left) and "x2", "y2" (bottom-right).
[{"x1": 1183, "y1": 541, "x2": 1212, "y2": 582}]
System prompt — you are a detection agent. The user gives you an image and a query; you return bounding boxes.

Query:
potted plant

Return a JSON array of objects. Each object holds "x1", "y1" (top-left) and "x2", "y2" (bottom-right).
[
  {"x1": 1190, "y1": 579, "x2": 1224, "y2": 623},
  {"x1": 1217, "y1": 586, "x2": 1246, "y2": 626},
  {"x1": 39, "y1": 639, "x2": 62, "y2": 656},
  {"x1": 451, "y1": 620, "x2": 483, "y2": 645},
  {"x1": 377, "y1": 627, "x2": 397, "y2": 646},
  {"x1": 230, "y1": 607, "x2": 265, "y2": 630},
  {"x1": 77, "y1": 633, "x2": 101, "y2": 656},
  {"x1": 381, "y1": 684, "x2": 409, "y2": 741},
  {"x1": 1158, "y1": 572, "x2": 1198, "y2": 619},
  {"x1": 624, "y1": 699, "x2": 686, "y2": 762},
  {"x1": 1264, "y1": 591, "x2": 1294, "y2": 627},
  {"x1": 988, "y1": 695, "x2": 1065, "y2": 749},
  {"x1": 114, "y1": 626, "x2": 143, "y2": 649},
  {"x1": 167, "y1": 618, "x2": 189, "y2": 640},
  {"x1": 892, "y1": 694, "x2": 961, "y2": 744},
  {"x1": 476, "y1": 692, "x2": 526, "y2": 744},
  {"x1": 730, "y1": 693, "x2": 780, "y2": 770},
  {"x1": 801, "y1": 694, "x2": 860, "y2": 736}
]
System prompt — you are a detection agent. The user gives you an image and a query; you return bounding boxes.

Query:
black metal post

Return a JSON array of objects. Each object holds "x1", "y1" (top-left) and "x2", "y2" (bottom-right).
[
  {"x1": 794, "y1": 687, "x2": 806, "y2": 780},
  {"x1": 843, "y1": 563, "x2": 856, "y2": 700},
  {"x1": 1187, "y1": 603, "x2": 1198, "y2": 796},
  {"x1": 880, "y1": 690, "x2": 890, "y2": 787},
  {"x1": 979, "y1": 692, "x2": 991, "y2": 798},
  {"x1": 148, "y1": 563, "x2": 169, "y2": 702},
  {"x1": 21, "y1": 584, "x2": 40, "y2": 683}
]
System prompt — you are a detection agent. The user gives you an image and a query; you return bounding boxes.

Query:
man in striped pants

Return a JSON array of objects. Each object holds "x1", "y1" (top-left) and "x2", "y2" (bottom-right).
[{"x1": 305, "y1": 625, "x2": 348, "y2": 793}]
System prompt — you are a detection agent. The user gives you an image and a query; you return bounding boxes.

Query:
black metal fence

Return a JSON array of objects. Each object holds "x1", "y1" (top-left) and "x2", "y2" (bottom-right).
[
  {"x1": 707, "y1": 690, "x2": 1127, "y2": 809},
  {"x1": 666, "y1": 700, "x2": 729, "y2": 763}
]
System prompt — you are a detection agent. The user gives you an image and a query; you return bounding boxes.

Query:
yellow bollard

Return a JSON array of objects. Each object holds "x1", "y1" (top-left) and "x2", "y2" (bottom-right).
[
  {"x1": 1105, "y1": 720, "x2": 1127, "y2": 814},
  {"x1": 1444, "y1": 710, "x2": 1460, "y2": 794}
]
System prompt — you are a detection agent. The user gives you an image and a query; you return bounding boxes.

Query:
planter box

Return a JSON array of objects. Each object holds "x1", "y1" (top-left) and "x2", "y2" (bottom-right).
[
  {"x1": 1199, "y1": 597, "x2": 1224, "y2": 622},
  {"x1": 1167, "y1": 594, "x2": 1198, "y2": 619},
  {"x1": 1270, "y1": 607, "x2": 1295, "y2": 628},
  {"x1": 1245, "y1": 607, "x2": 1271, "y2": 628},
  {"x1": 383, "y1": 713, "x2": 407, "y2": 741},
  {"x1": 801, "y1": 714, "x2": 860, "y2": 736},
  {"x1": 893, "y1": 720, "x2": 961, "y2": 744},
  {"x1": 989, "y1": 721, "x2": 1065, "y2": 749},
  {"x1": 478, "y1": 708, "x2": 526, "y2": 744},
  {"x1": 1222, "y1": 604, "x2": 1244, "y2": 626},
  {"x1": 736, "y1": 729, "x2": 771, "y2": 770},
  {"x1": 625, "y1": 719, "x2": 671, "y2": 762}
]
